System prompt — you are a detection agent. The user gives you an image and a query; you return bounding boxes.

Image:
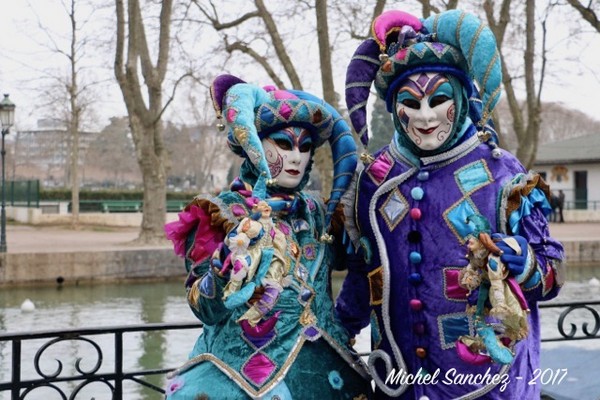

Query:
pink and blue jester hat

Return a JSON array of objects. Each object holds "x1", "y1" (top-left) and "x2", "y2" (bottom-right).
[
  {"x1": 345, "y1": 9, "x2": 502, "y2": 157},
  {"x1": 210, "y1": 74, "x2": 358, "y2": 240}
]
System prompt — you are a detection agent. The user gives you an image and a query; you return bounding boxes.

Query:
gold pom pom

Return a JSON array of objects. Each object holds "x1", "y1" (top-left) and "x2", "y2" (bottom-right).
[
  {"x1": 360, "y1": 152, "x2": 374, "y2": 164},
  {"x1": 320, "y1": 233, "x2": 334, "y2": 244}
]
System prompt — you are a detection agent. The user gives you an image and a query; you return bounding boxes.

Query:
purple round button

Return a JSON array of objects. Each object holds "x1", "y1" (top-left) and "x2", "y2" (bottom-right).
[{"x1": 413, "y1": 322, "x2": 426, "y2": 335}]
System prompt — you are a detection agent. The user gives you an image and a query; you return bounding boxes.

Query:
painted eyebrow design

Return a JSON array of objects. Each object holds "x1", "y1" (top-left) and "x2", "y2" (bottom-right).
[
  {"x1": 269, "y1": 130, "x2": 295, "y2": 143},
  {"x1": 397, "y1": 81, "x2": 423, "y2": 100},
  {"x1": 426, "y1": 79, "x2": 451, "y2": 96},
  {"x1": 298, "y1": 130, "x2": 312, "y2": 145}
]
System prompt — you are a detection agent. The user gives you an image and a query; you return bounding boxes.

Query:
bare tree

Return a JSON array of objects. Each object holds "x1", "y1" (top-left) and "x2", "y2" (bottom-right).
[
  {"x1": 483, "y1": 0, "x2": 548, "y2": 168},
  {"x1": 187, "y1": 0, "x2": 386, "y2": 192},
  {"x1": 85, "y1": 117, "x2": 140, "y2": 186},
  {"x1": 114, "y1": 0, "x2": 173, "y2": 244},
  {"x1": 165, "y1": 123, "x2": 228, "y2": 193},
  {"x1": 565, "y1": 0, "x2": 600, "y2": 32},
  {"x1": 66, "y1": 0, "x2": 83, "y2": 225},
  {"x1": 24, "y1": 0, "x2": 98, "y2": 225}
]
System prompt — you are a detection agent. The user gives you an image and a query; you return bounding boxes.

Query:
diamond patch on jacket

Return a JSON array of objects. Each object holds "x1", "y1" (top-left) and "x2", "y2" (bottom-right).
[{"x1": 379, "y1": 188, "x2": 408, "y2": 231}]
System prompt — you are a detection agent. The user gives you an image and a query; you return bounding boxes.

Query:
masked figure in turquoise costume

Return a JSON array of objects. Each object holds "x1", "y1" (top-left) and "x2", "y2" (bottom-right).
[
  {"x1": 337, "y1": 9, "x2": 565, "y2": 399},
  {"x1": 164, "y1": 74, "x2": 371, "y2": 399}
]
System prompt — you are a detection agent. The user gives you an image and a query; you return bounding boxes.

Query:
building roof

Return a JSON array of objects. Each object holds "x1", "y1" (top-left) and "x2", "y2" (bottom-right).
[{"x1": 534, "y1": 133, "x2": 600, "y2": 165}]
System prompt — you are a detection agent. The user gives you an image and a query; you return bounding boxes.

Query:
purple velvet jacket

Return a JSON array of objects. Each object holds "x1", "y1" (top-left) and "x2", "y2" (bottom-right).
[{"x1": 336, "y1": 134, "x2": 565, "y2": 399}]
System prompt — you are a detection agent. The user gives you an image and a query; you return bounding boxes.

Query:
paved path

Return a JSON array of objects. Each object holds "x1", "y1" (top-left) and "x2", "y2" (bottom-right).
[
  {"x1": 5, "y1": 224, "x2": 170, "y2": 254},
  {"x1": 3, "y1": 221, "x2": 599, "y2": 254}
]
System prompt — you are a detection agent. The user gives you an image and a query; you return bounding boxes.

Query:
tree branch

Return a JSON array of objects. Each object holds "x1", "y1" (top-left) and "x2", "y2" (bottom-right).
[{"x1": 225, "y1": 40, "x2": 287, "y2": 89}]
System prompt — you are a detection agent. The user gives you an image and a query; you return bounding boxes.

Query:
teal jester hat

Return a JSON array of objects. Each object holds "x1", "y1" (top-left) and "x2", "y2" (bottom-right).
[{"x1": 210, "y1": 74, "x2": 358, "y2": 240}]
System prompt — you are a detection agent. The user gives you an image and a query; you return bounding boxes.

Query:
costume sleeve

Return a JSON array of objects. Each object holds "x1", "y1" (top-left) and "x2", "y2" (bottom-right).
[
  {"x1": 165, "y1": 197, "x2": 236, "y2": 325},
  {"x1": 334, "y1": 169, "x2": 372, "y2": 337},
  {"x1": 501, "y1": 173, "x2": 566, "y2": 303},
  {"x1": 335, "y1": 248, "x2": 372, "y2": 337}
]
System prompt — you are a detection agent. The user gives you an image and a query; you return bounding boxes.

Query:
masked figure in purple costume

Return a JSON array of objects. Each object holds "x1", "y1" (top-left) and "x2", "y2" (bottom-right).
[
  {"x1": 164, "y1": 74, "x2": 371, "y2": 399},
  {"x1": 336, "y1": 9, "x2": 565, "y2": 399}
]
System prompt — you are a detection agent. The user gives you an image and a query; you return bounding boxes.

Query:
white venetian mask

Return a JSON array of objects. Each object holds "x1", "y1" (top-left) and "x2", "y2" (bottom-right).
[
  {"x1": 395, "y1": 72, "x2": 455, "y2": 151},
  {"x1": 261, "y1": 127, "x2": 312, "y2": 189}
]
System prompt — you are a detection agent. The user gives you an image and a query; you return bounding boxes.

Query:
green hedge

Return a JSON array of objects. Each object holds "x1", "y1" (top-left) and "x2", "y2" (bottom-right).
[{"x1": 40, "y1": 189, "x2": 200, "y2": 201}]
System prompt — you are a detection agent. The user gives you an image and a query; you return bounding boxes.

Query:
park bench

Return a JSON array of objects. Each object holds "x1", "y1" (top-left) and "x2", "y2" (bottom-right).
[
  {"x1": 167, "y1": 200, "x2": 187, "y2": 212},
  {"x1": 101, "y1": 200, "x2": 142, "y2": 213}
]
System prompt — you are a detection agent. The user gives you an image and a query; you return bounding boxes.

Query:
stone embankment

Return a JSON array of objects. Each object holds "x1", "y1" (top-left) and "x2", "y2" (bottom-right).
[{"x1": 0, "y1": 220, "x2": 598, "y2": 287}]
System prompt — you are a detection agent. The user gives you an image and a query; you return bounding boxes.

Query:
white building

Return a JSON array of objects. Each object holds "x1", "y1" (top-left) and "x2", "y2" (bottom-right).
[{"x1": 533, "y1": 133, "x2": 600, "y2": 219}]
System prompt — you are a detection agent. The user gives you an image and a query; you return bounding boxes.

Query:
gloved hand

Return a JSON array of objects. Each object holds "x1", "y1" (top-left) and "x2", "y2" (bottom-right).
[{"x1": 491, "y1": 233, "x2": 529, "y2": 276}]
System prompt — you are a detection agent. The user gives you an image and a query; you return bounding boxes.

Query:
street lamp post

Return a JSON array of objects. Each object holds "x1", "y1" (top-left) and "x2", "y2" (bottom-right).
[{"x1": 0, "y1": 94, "x2": 16, "y2": 253}]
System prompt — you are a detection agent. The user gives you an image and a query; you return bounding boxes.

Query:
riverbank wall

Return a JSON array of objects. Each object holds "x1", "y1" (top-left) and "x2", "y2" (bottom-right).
[
  {"x1": 0, "y1": 207, "x2": 598, "y2": 287},
  {"x1": 0, "y1": 248, "x2": 184, "y2": 287},
  {"x1": 1, "y1": 239, "x2": 598, "y2": 288}
]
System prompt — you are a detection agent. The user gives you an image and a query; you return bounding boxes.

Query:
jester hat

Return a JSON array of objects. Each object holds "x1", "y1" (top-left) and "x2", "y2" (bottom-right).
[
  {"x1": 210, "y1": 74, "x2": 358, "y2": 235},
  {"x1": 345, "y1": 9, "x2": 502, "y2": 149}
]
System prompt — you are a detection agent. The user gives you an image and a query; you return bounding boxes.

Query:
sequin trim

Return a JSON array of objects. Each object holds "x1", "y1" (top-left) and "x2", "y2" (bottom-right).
[
  {"x1": 167, "y1": 337, "x2": 306, "y2": 398},
  {"x1": 437, "y1": 312, "x2": 475, "y2": 350}
]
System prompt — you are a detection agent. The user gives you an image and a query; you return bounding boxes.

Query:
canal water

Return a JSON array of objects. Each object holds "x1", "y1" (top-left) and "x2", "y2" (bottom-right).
[{"x1": 1, "y1": 270, "x2": 600, "y2": 400}]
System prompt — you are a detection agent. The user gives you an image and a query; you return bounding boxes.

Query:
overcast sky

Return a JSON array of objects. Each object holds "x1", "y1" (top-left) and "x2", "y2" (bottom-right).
[{"x1": 2, "y1": 1, "x2": 600, "y2": 132}]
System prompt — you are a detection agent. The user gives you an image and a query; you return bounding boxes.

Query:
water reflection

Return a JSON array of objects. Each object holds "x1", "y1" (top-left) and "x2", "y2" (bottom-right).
[
  {"x1": 1, "y1": 265, "x2": 599, "y2": 400},
  {"x1": 0, "y1": 280, "x2": 198, "y2": 400}
]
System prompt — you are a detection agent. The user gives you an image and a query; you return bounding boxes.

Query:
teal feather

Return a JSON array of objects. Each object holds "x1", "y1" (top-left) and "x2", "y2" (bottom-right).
[
  {"x1": 223, "y1": 282, "x2": 256, "y2": 310},
  {"x1": 475, "y1": 320, "x2": 514, "y2": 365}
]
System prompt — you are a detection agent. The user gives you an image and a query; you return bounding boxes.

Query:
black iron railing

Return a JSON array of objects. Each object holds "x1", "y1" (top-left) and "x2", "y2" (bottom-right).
[
  {"x1": 539, "y1": 300, "x2": 600, "y2": 342},
  {"x1": 0, "y1": 322, "x2": 199, "y2": 399},
  {"x1": 1, "y1": 301, "x2": 599, "y2": 399}
]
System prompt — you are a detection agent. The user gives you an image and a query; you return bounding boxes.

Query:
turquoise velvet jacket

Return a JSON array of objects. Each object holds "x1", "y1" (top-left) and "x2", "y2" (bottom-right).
[{"x1": 166, "y1": 187, "x2": 369, "y2": 398}]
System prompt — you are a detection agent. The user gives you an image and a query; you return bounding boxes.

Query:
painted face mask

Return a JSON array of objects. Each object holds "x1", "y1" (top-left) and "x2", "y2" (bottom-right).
[
  {"x1": 395, "y1": 72, "x2": 455, "y2": 151},
  {"x1": 261, "y1": 126, "x2": 312, "y2": 189}
]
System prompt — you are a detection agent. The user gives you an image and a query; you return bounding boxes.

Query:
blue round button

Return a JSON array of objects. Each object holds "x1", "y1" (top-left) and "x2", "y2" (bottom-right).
[
  {"x1": 411, "y1": 187, "x2": 424, "y2": 200},
  {"x1": 408, "y1": 273, "x2": 423, "y2": 285},
  {"x1": 417, "y1": 171, "x2": 430, "y2": 181},
  {"x1": 409, "y1": 251, "x2": 422, "y2": 264}
]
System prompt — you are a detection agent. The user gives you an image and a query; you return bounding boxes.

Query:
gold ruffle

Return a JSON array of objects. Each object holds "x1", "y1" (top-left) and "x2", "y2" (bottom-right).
[{"x1": 505, "y1": 173, "x2": 550, "y2": 219}]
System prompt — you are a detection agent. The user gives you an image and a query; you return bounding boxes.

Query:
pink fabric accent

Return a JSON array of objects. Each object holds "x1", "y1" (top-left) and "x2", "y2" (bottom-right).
[
  {"x1": 165, "y1": 376, "x2": 185, "y2": 395},
  {"x1": 543, "y1": 266, "x2": 556, "y2": 296},
  {"x1": 220, "y1": 253, "x2": 232, "y2": 275},
  {"x1": 279, "y1": 103, "x2": 293, "y2": 120},
  {"x1": 409, "y1": 299, "x2": 423, "y2": 311},
  {"x1": 233, "y1": 259, "x2": 245, "y2": 274},
  {"x1": 444, "y1": 269, "x2": 469, "y2": 300},
  {"x1": 455, "y1": 340, "x2": 491, "y2": 365},
  {"x1": 243, "y1": 353, "x2": 276, "y2": 386},
  {"x1": 263, "y1": 85, "x2": 277, "y2": 93},
  {"x1": 231, "y1": 204, "x2": 247, "y2": 217},
  {"x1": 410, "y1": 208, "x2": 422, "y2": 220},
  {"x1": 372, "y1": 10, "x2": 423, "y2": 48},
  {"x1": 270, "y1": 89, "x2": 297, "y2": 100},
  {"x1": 240, "y1": 311, "x2": 280, "y2": 337},
  {"x1": 226, "y1": 108, "x2": 238, "y2": 123},
  {"x1": 164, "y1": 204, "x2": 224, "y2": 264},
  {"x1": 245, "y1": 196, "x2": 260, "y2": 208},
  {"x1": 506, "y1": 277, "x2": 529, "y2": 310},
  {"x1": 368, "y1": 152, "x2": 393, "y2": 184},
  {"x1": 395, "y1": 48, "x2": 409, "y2": 61},
  {"x1": 277, "y1": 222, "x2": 290, "y2": 235}
]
